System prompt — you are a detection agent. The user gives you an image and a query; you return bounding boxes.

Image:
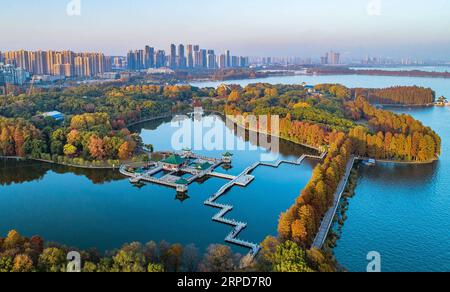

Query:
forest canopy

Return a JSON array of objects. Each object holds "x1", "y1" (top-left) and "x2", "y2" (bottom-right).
[{"x1": 352, "y1": 86, "x2": 435, "y2": 105}]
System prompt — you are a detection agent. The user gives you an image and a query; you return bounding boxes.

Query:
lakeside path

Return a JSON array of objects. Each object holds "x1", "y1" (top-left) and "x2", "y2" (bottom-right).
[
  {"x1": 312, "y1": 155, "x2": 356, "y2": 250},
  {"x1": 357, "y1": 157, "x2": 437, "y2": 165}
]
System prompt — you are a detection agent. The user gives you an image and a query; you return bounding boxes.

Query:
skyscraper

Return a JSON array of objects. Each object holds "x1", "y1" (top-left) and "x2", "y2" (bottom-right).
[
  {"x1": 226, "y1": 50, "x2": 231, "y2": 68},
  {"x1": 201, "y1": 49, "x2": 207, "y2": 68},
  {"x1": 156, "y1": 50, "x2": 166, "y2": 68},
  {"x1": 329, "y1": 51, "x2": 340, "y2": 65},
  {"x1": 127, "y1": 50, "x2": 136, "y2": 70},
  {"x1": 207, "y1": 50, "x2": 216, "y2": 69},
  {"x1": 193, "y1": 45, "x2": 200, "y2": 68},
  {"x1": 219, "y1": 54, "x2": 227, "y2": 69},
  {"x1": 145, "y1": 46, "x2": 155, "y2": 68},
  {"x1": 178, "y1": 44, "x2": 186, "y2": 68},
  {"x1": 186, "y1": 45, "x2": 194, "y2": 69},
  {"x1": 321, "y1": 53, "x2": 329, "y2": 65},
  {"x1": 170, "y1": 44, "x2": 177, "y2": 68}
]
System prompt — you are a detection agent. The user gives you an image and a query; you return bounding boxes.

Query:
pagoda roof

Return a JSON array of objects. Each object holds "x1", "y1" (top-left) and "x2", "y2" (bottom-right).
[
  {"x1": 195, "y1": 162, "x2": 213, "y2": 171},
  {"x1": 161, "y1": 155, "x2": 186, "y2": 165}
]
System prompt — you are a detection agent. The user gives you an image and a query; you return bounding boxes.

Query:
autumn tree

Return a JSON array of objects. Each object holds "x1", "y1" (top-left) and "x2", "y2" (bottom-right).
[{"x1": 199, "y1": 245, "x2": 237, "y2": 272}]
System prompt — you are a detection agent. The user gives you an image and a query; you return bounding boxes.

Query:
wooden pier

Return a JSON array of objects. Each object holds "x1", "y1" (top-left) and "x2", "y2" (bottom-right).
[
  {"x1": 204, "y1": 151, "x2": 327, "y2": 260},
  {"x1": 120, "y1": 150, "x2": 328, "y2": 260}
]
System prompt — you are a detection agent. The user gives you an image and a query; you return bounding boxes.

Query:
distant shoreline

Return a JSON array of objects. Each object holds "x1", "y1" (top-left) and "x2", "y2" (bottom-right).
[{"x1": 307, "y1": 68, "x2": 450, "y2": 79}]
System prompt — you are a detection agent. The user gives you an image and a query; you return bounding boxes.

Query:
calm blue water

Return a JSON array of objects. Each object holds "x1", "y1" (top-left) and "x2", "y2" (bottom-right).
[
  {"x1": 334, "y1": 107, "x2": 450, "y2": 272},
  {"x1": 191, "y1": 73, "x2": 450, "y2": 98},
  {"x1": 193, "y1": 70, "x2": 450, "y2": 272},
  {"x1": 1, "y1": 71, "x2": 449, "y2": 271},
  {"x1": 349, "y1": 66, "x2": 450, "y2": 73},
  {"x1": 0, "y1": 115, "x2": 316, "y2": 255}
]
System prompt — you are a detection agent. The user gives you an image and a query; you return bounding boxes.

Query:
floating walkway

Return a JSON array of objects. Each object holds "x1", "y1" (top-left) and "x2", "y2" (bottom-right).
[
  {"x1": 120, "y1": 152, "x2": 223, "y2": 190},
  {"x1": 312, "y1": 155, "x2": 356, "y2": 250},
  {"x1": 209, "y1": 172, "x2": 237, "y2": 180},
  {"x1": 120, "y1": 150, "x2": 328, "y2": 260},
  {"x1": 204, "y1": 151, "x2": 327, "y2": 260}
]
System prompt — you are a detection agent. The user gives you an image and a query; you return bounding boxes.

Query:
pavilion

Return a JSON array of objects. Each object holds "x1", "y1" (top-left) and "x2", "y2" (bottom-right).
[{"x1": 161, "y1": 154, "x2": 187, "y2": 172}]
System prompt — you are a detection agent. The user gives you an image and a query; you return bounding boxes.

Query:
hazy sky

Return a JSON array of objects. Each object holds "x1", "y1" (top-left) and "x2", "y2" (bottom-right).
[{"x1": 2, "y1": 0, "x2": 450, "y2": 59}]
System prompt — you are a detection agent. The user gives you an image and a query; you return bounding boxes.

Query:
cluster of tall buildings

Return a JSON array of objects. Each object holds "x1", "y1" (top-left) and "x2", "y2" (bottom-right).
[
  {"x1": 0, "y1": 50, "x2": 111, "y2": 78},
  {"x1": 250, "y1": 56, "x2": 313, "y2": 66},
  {"x1": 127, "y1": 44, "x2": 249, "y2": 71},
  {"x1": 0, "y1": 63, "x2": 29, "y2": 85},
  {"x1": 321, "y1": 51, "x2": 341, "y2": 65}
]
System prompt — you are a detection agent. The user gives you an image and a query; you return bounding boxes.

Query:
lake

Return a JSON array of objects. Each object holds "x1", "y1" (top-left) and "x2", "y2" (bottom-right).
[
  {"x1": 0, "y1": 115, "x2": 317, "y2": 255},
  {"x1": 192, "y1": 70, "x2": 450, "y2": 272},
  {"x1": 1, "y1": 70, "x2": 449, "y2": 271}
]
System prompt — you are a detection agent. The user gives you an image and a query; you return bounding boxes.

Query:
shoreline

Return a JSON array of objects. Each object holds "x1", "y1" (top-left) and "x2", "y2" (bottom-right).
[
  {"x1": 359, "y1": 157, "x2": 438, "y2": 165},
  {"x1": 221, "y1": 114, "x2": 323, "y2": 153},
  {"x1": 0, "y1": 115, "x2": 174, "y2": 170},
  {"x1": 305, "y1": 70, "x2": 450, "y2": 79},
  {"x1": 2, "y1": 112, "x2": 437, "y2": 170},
  {"x1": 222, "y1": 114, "x2": 438, "y2": 165}
]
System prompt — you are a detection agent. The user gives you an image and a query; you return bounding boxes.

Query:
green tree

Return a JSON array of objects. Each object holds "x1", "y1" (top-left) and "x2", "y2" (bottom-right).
[
  {"x1": 83, "y1": 262, "x2": 97, "y2": 272},
  {"x1": 38, "y1": 248, "x2": 66, "y2": 272},
  {"x1": 148, "y1": 263, "x2": 164, "y2": 272},
  {"x1": 0, "y1": 256, "x2": 13, "y2": 272},
  {"x1": 63, "y1": 144, "x2": 78, "y2": 157},
  {"x1": 272, "y1": 241, "x2": 312, "y2": 272},
  {"x1": 112, "y1": 242, "x2": 146, "y2": 272}
]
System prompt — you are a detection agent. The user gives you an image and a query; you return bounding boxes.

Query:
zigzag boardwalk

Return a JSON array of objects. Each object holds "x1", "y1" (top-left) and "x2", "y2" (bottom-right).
[{"x1": 204, "y1": 151, "x2": 327, "y2": 260}]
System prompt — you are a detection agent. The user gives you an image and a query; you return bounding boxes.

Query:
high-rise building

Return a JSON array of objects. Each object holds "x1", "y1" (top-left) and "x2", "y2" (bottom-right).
[
  {"x1": 145, "y1": 46, "x2": 155, "y2": 68},
  {"x1": 231, "y1": 56, "x2": 240, "y2": 68},
  {"x1": 170, "y1": 44, "x2": 177, "y2": 68},
  {"x1": 124, "y1": 43, "x2": 249, "y2": 71},
  {"x1": 240, "y1": 56, "x2": 249, "y2": 67},
  {"x1": 156, "y1": 50, "x2": 166, "y2": 68},
  {"x1": 201, "y1": 49, "x2": 208, "y2": 68},
  {"x1": 0, "y1": 63, "x2": 29, "y2": 85},
  {"x1": 136, "y1": 50, "x2": 144, "y2": 70},
  {"x1": 178, "y1": 44, "x2": 186, "y2": 68},
  {"x1": 186, "y1": 45, "x2": 194, "y2": 69},
  {"x1": 193, "y1": 45, "x2": 201, "y2": 68},
  {"x1": 321, "y1": 53, "x2": 329, "y2": 65},
  {"x1": 219, "y1": 54, "x2": 227, "y2": 69},
  {"x1": 207, "y1": 50, "x2": 216, "y2": 69},
  {"x1": 127, "y1": 50, "x2": 136, "y2": 70},
  {"x1": 226, "y1": 50, "x2": 231, "y2": 68},
  {"x1": 329, "y1": 51, "x2": 340, "y2": 65},
  {"x1": 2, "y1": 50, "x2": 110, "y2": 78}
]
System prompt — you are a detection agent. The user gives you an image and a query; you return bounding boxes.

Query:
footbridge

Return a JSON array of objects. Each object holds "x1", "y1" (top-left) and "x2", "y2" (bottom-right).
[{"x1": 204, "y1": 151, "x2": 327, "y2": 260}]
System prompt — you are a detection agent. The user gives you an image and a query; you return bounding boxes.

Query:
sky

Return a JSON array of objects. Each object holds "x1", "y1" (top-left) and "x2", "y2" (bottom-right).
[{"x1": 1, "y1": 0, "x2": 450, "y2": 60}]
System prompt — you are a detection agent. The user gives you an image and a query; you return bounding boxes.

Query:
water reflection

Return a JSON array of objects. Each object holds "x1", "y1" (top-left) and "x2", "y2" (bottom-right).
[
  {"x1": 0, "y1": 158, "x2": 124, "y2": 186},
  {"x1": 133, "y1": 115, "x2": 318, "y2": 158},
  {"x1": 360, "y1": 161, "x2": 437, "y2": 187}
]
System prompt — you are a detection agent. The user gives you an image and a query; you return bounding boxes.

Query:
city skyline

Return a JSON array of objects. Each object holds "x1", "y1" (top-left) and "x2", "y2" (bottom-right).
[{"x1": 1, "y1": 0, "x2": 450, "y2": 60}]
